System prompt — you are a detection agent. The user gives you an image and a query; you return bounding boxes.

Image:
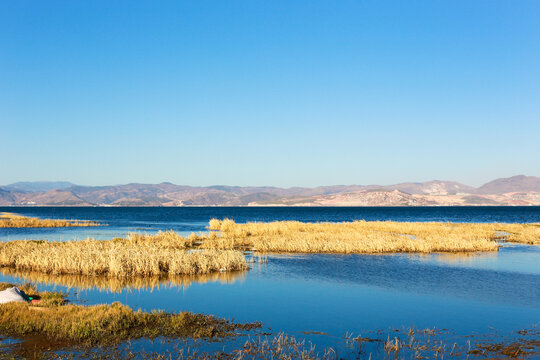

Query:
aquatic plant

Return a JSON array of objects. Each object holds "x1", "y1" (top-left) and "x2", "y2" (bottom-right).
[
  {"x1": 0, "y1": 232, "x2": 248, "y2": 276},
  {"x1": 0, "y1": 212, "x2": 99, "y2": 228},
  {"x1": 0, "y1": 283, "x2": 260, "y2": 346},
  {"x1": 198, "y1": 219, "x2": 507, "y2": 253},
  {"x1": 2, "y1": 219, "x2": 536, "y2": 279},
  {"x1": 494, "y1": 223, "x2": 540, "y2": 245}
]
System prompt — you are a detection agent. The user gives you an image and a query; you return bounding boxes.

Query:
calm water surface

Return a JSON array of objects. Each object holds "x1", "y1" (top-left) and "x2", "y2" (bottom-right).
[
  {"x1": 0, "y1": 206, "x2": 539, "y2": 356},
  {"x1": 2, "y1": 206, "x2": 540, "y2": 242}
]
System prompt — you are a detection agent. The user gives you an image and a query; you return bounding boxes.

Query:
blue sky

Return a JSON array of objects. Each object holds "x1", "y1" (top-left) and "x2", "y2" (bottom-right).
[{"x1": 1, "y1": 1, "x2": 539, "y2": 187}]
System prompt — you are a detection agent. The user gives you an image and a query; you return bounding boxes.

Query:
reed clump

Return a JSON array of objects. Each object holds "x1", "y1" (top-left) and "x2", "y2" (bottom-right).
[
  {"x1": 0, "y1": 212, "x2": 99, "y2": 228},
  {"x1": 0, "y1": 231, "x2": 248, "y2": 276},
  {"x1": 493, "y1": 223, "x2": 540, "y2": 245},
  {"x1": 198, "y1": 219, "x2": 539, "y2": 254},
  {"x1": 0, "y1": 283, "x2": 260, "y2": 345}
]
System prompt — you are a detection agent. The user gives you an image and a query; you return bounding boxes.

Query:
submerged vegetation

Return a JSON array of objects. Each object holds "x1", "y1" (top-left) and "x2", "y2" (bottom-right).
[
  {"x1": 197, "y1": 219, "x2": 540, "y2": 253},
  {"x1": 0, "y1": 283, "x2": 260, "y2": 346},
  {"x1": 0, "y1": 231, "x2": 248, "y2": 276},
  {"x1": 1, "y1": 319, "x2": 538, "y2": 359},
  {"x1": 0, "y1": 212, "x2": 99, "y2": 228}
]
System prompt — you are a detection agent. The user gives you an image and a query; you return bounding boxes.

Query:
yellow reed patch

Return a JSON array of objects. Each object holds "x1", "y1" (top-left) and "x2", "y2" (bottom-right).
[
  {"x1": 0, "y1": 212, "x2": 99, "y2": 228},
  {"x1": 198, "y1": 219, "x2": 539, "y2": 253},
  {"x1": 0, "y1": 231, "x2": 248, "y2": 276}
]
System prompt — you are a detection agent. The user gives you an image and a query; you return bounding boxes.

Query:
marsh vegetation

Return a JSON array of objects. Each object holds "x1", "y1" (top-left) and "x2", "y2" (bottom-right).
[
  {"x1": 2, "y1": 321, "x2": 537, "y2": 359},
  {"x1": 0, "y1": 213, "x2": 538, "y2": 359},
  {"x1": 0, "y1": 212, "x2": 99, "y2": 228},
  {"x1": 0, "y1": 282, "x2": 260, "y2": 346},
  {"x1": 0, "y1": 231, "x2": 248, "y2": 276},
  {"x1": 197, "y1": 219, "x2": 540, "y2": 253},
  {"x1": 1, "y1": 218, "x2": 538, "y2": 280}
]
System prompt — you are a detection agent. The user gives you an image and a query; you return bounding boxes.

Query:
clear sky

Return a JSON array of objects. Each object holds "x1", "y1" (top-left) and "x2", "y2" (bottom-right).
[{"x1": 1, "y1": 1, "x2": 539, "y2": 187}]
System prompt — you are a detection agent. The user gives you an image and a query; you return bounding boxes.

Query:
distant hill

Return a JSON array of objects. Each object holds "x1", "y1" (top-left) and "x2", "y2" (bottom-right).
[
  {"x1": 0, "y1": 188, "x2": 16, "y2": 204},
  {"x1": 476, "y1": 175, "x2": 540, "y2": 194},
  {"x1": 386, "y1": 180, "x2": 475, "y2": 195},
  {"x1": 3, "y1": 181, "x2": 75, "y2": 193},
  {"x1": 0, "y1": 176, "x2": 538, "y2": 206}
]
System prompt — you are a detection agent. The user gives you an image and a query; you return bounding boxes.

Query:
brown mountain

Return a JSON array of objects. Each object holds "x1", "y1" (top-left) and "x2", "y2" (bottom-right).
[
  {"x1": 21, "y1": 189, "x2": 92, "y2": 206},
  {"x1": 386, "y1": 180, "x2": 476, "y2": 195},
  {"x1": 0, "y1": 188, "x2": 17, "y2": 204},
  {"x1": 476, "y1": 175, "x2": 540, "y2": 194},
  {"x1": 0, "y1": 176, "x2": 538, "y2": 206}
]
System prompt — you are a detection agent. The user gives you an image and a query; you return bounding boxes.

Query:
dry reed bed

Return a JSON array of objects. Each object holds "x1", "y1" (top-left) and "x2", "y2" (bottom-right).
[
  {"x1": 0, "y1": 231, "x2": 248, "y2": 276},
  {"x1": 1, "y1": 219, "x2": 537, "y2": 278},
  {"x1": 196, "y1": 219, "x2": 540, "y2": 254},
  {"x1": 0, "y1": 212, "x2": 99, "y2": 228}
]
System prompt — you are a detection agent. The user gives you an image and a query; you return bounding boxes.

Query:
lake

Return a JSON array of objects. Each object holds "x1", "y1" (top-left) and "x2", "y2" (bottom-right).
[{"x1": 1, "y1": 206, "x2": 539, "y2": 358}]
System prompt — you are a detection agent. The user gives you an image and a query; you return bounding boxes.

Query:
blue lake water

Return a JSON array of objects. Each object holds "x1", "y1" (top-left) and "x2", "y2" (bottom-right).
[
  {"x1": 0, "y1": 206, "x2": 539, "y2": 357},
  {"x1": 2, "y1": 206, "x2": 540, "y2": 242}
]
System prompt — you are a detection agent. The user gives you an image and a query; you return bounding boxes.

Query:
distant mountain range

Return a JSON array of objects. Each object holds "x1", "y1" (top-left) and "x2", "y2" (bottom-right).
[
  {"x1": 1, "y1": 175, "x2": 539, "y2": 206},
  {"x1": 2, "y1": 181, "x2": 75, "y2": 193}
]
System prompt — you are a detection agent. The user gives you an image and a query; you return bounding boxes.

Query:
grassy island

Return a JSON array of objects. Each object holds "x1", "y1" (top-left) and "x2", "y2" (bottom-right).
[
  {"x1": 0, "y1": 212, "x2": 99, "y2": 228},
  {"x1": 0, "y1": 231, "x2": 248, "y2": 276},
  {"x1": 196, "y1": 219, "x2": 540, "y2": 253},
  {"x1": 0, "y1": 283, "x2": 259, "y2": 345}
]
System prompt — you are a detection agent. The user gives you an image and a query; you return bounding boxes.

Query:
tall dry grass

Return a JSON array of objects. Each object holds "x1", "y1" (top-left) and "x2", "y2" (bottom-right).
[
  {"x1": 493, "y1": 223, "x2": 540, "y2": 245},
  {"x1": 197, "y1": 219, "x2": 538, "y2": 254},
  {"x1": 0, "y1": 212, "x2": 99, "y2": 228},
  {"x1": 2, "y1": 218, "x2": 536, "y2": 278},
  {"x1": 0, "y1": 231, "x2": 248, "y2": 276}
]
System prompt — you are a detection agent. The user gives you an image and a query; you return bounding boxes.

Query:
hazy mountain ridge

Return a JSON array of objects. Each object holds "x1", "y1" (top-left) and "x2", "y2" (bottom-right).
[
  {"x1": 1, "y1": 175, "x2": 539, "y2": 206},
  {"x1": 2, "y1": 181, "x2": 75, "y2": 193},
  {"x1": 476, "y1": 175, "x2": 540, "y2": 194}
]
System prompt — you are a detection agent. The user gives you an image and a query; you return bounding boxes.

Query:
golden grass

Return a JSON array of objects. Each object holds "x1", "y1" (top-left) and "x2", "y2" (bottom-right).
[
  {"x1": 0, "y1": 212, "x2": 99, "y2": 228},
  {"x1": 0, "y1": 283, "x2": 260, "y2": 345},
  {"x1": 2, "y1": 218, "x2": 536, "y2": 279},
  {"x1": 0, "y1": 267, "x2": 246, "y2": 293},
  {"x1": 198, "y1": 219, "x2": 539, "y2": 254},
  {"x1": 0, "y1": 231, "x2": 248, "y2": 276},
  {"x1": 493, "y1": 223, "x2": 540, "y2": 245}
]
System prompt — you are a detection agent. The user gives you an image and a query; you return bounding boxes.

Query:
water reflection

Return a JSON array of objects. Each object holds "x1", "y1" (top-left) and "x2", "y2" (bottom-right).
[
  {"x1": 415, "y1": 251, "x2": 499, "y2": 265},
  {"x1": 410, "y1": 244, "x2": 540, "y2": 275},
  {"x1": 0, "y1": 268, "x2": 246, "y2": 293}
]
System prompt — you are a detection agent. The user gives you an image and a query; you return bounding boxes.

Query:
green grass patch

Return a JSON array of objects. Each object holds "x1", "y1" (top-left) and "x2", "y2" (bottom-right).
[{"x1": 0, "y1": 283, "x2": 260, "y2": 346}]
